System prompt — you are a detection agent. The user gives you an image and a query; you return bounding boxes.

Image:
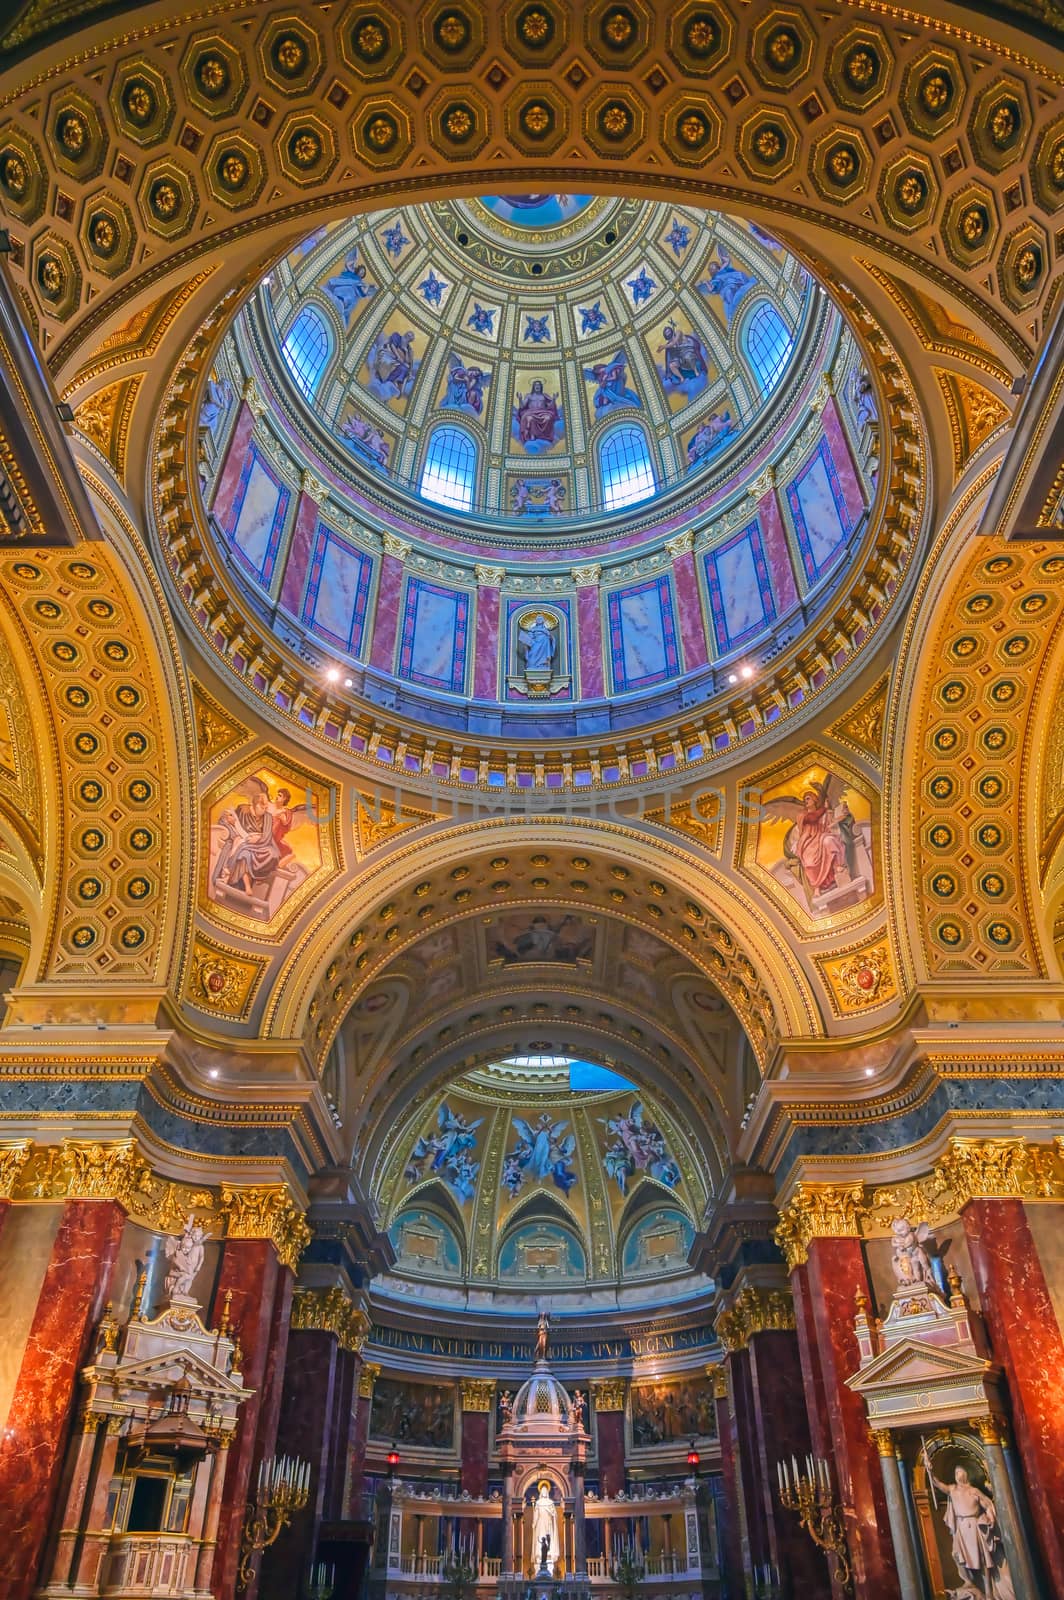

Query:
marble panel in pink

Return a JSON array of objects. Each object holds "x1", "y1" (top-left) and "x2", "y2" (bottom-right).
[
  {"x1": 758, "y1": 490, "x2": 799, "y2": 611},
  {"x1": 822, "y1": 398, "x2": 866, "y2": 526},
  {"x1": 672, "y1": 549, "x2": 708, "y2": 670},
  {"x1": 279, "y1": 492, "x2": 318, "y2": 617},
  {"x1": 576, "y1": 584, "x2": 604, "y2": 698},
  {"x1": 369, "y1": 553, "x2": 405, "y2": 672},
  {"x1": 474, "y1": 584, "x2": 501, "y2": 699},
  {"x1": 963, "y1": 1198, "x2": 1064, "y2": 1595},
  {"x1": 211, "y1": 402, "x2": 255, "y2": 525}
]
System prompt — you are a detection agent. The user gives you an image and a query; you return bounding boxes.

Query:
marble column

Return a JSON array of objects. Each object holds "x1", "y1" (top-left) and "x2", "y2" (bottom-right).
[
  {"x1": 798, "y1": 1238, "x2": 901, "y2": 1600},
  {"x1": 667, "y1": 536, "x2": 709, "y2": 671},
  {"x1": 0, "y1": 1197, "x2": 125, "y2": 1600},
  {"x1": 591, "y1": 1383, "x2": 626, "y2": 1496},
  {"x1": 961, "y1": 1197, "x2": 1064, "y2": 1595},
  {"x1": 746, "y1": 1328, "x2": 833, "y2": 1598},
  {"x1": 501, "y1": 1461, "x2": 515, "y2": 1576},
  {"x1": 870, "y1": 1433, "x2": 923, "y2": 1600},
  {"x1": 572, "y1": 1461, "x2": 587, "y2": 1576},
  {"x1": 473, "y1": 571, "x2": 502, "y2": 700},
  {"x1": 710, "y1": 1366, "x2": 746, "y2": 1599},
  {"x1": 210, "y1": 399, "x2": 255, "y2": 524},
  {"x1": 368, "y1": 541, "x2": 408, "y2": 672},
  {"x1": 45, "y1": 1409, "x2": 101, "y2": 1586},
  {"x1": 459, "y1": 1381, "x2": 492, "y2": 1496},
  {"x1": 210, "y1": 1239, "x2": 291, "y2": 1600},
  {"x1": 725, "y1": 1344, "x2": 768, "y2": 1582},
  {"x1": 260, "y1": 1324, "x2": 347, "y2": 1600},
  {"x1": 573, "y1": 568, "x2": 604, "y2": 698},
  {"x1": 346, "y1": 1361, "x2": 377, "y2": 1516},
  {"x1": 976, "y1": 1420, "x2": 1041, "y2": 1600}
]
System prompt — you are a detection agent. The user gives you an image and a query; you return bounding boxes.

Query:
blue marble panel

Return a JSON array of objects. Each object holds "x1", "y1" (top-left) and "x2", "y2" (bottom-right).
[
  {"x1": 786, "y1": 436, "x2": 853, "y2": 585},
  {"x1": 302, "y1": 522, "x2": 373, "y2": 654},
  {"x1": 705, "y1": 519, "x2": 777, "y2": 652},
  {"x1": 607, "y1": 575, "x2": 680, "y2": 693},
  {"x1": 398, "y1": 577, "x2": 469, "y2": 693},
  {"x1": 227, "y1": 445, "x2": 290, "y2": 585}
]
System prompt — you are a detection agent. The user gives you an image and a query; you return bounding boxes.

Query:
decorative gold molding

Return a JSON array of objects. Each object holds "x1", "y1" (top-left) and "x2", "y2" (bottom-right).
[
  {"x1": 590, "y1": 1378, "x2": 627, "y2": 1412},
  {"x1": 474, "y1": 565, "x2": 505, "y2": 588},
  {"x1": 459, "y1": 1378, "x2": 496, "y2": 1412},
  {"x1": 381, "y1": 532, "x2": 411, "y2": 561},
  {"x1": 704, "y1": 1363, "x2": 727, "y2": 1401},
  {"x1": 714, "y1": 1286, "x2": 795, "y2": 1354},
  {"x1": 570, "y1": 565, "x2": 601, "y2": 587},
  {"x1": 291, "y1": 1286, "x2": 369, "y2": 1353},
  {"x1": 871, "y1": 1428, "x2": 896, "y2": 1458},
  {"x1": 816, "y1": 938, "x2": 897, "y2": 1017},
  {"x1": 0, "y1": 1139, "x2": 31, "y2": 1198},
  {"x1": 969, "y1": 1414, "x2": 1006, "y2": 1447},
  {"x1": 219, "y1": 1183, "x2": 311, "y2": 1272},
  {"x1": 774, "y1": 1183, "x2": 865, "y2": 1271},
  {"x1": 185, "y1": 934, "x2": 265, "y2": 1022},
  {"x1": 358, "y1": 1361, "x2": 381, "y2": 1399},
  {"x1": 664, "y1": 531, "x2": 694, "y2": 559},
  {"x1": 933, "y1": 1138, "x2": 1053, "y2": 1206}
]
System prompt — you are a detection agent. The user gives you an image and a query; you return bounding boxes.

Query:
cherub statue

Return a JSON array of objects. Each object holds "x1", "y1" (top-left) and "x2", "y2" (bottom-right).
[
  {"x1": 890, "y1": 1216, "x2": 937, "y2": 1292},
  {"x1": 163, "y1": 1214, "x2": 207, "y2": 1300}
]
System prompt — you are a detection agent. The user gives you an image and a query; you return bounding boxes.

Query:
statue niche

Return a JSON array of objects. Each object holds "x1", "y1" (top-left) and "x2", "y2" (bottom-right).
[{"x1": 508, "y1": 607, "x2": 571, "y2": 700}]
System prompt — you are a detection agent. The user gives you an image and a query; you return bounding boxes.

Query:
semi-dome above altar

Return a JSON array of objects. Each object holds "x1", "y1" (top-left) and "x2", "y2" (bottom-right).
[
  {"x1": 370, "y1": 1056, "x2": 711, "y2": 1312},
  {"x1": 254, "y1": 195, "x2": 819, "y2": 526}
]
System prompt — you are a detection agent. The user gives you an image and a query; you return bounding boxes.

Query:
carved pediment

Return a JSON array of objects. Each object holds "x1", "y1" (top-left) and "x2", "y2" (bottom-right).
[
  {"x1": 847, "y1": 1337, "x2": 994, "y2": 1396},
  {"x1": 88, "y1": 1346, "x2": 248, "y2": 1401}
]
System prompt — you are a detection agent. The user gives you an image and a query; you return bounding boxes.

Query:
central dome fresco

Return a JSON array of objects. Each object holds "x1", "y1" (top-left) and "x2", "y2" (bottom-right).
[
  {"x1": 193, "y1": 191, "x2": 882, "y2": 745},
  {"x1": 255, "y1": 194, "x2": 820, "y2": 525}
]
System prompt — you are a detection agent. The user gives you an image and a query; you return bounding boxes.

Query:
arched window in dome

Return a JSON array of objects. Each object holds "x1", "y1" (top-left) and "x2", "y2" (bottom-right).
[
  {"x1": 420, "y1": 424, "x2": 478, "y2": 511},
  {"x1": 281, "y1": 306, "x2": 333, "y2": 398},
  {"x1": 599, "y1": 423, "x2": 656, "y2": 510},
  {"x1": 741, "y1": 300, "x2": 793, "y2": 396}
]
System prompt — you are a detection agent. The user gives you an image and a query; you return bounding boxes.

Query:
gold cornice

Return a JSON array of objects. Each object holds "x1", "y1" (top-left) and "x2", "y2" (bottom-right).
[
  {"x1": 590, "y1": 1378, "x2": 627, "y2": 1412},
  {"x1": 219, "y1": 1183, "x2": 311, "y2": 1272},
  {"x1": 358, "y1": 1361, "x2": 381, "y2": 1399},
  {"x1": 459, "y1": 1379, "x2": 496, "y2": 1413},
  {"x1": 714, "y1": 1286, "x2": 796, "y2": 1354},
  {"x1": 291, "y1": 1286, "x2": 369, "y2": 1353}
]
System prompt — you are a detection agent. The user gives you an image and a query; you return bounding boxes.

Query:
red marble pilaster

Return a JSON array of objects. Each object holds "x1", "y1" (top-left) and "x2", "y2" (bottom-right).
[
  {"x1": 460, "y1": 1409, "x2": 490, "y2": 1497},
  {"x1": 260, "y1": 1328, "x2": 342, "y2": 1600},
  {"x1": 211, "y1": 402, "x2": 255, "y2": 526},
  {"x1": 279, "y1": 491, "x2": 320, "y2": 616},
  {"x1": 791, "y1": 1262, "x2": 833, "y2": 1466},
  {"x1": 961, "y1": 1197, "x2": 1064, "y2": 1595},
  {"x1": 821, "y1": 398, "x2": 866, "y2": 525},
  {"x1": 576, "y1": 583, "x2": 604, "y2": 698},
  {"x1": 746, "y1": 1330, "x2": 832, "y2": 1598},
  {"x1": 0, "y1": 1199, "x2": 125, "y2": 1600},
  {"x1": 210, "y1": 1240, "x2": 284, "y2": 1600},
  {"x1": 757, "y1": 489, "x2": 799, "y2": 613},
  {"x1": 0, "y1": 1196, "x2": 10, "y2": 1239},
  {"x1": 369, "y1": 553, "x2": 405, "y2": 672},
  {"x1": 345, "y1": 1386, "x2": 373, "y2": 1516},
  {"x1": 725, "y1": 1348, "x2": 768, "y2": 1578},
  {"x1": 473, "y1": 584, "x2": 501, "y2": 700},
  {"x1": 713, "y1": 1380, "x2": 746, "y2": 1600},
  {"x1": 671, "y1": 548, "x2": 708, "y2": 671},
  {"x1": 803, "y1": 1239, "x2": 900, "y2": 1600},
  {"x1": 594, "y1": 1407, "x2": 625, "y2": 1497},
  {"x1": 324, "y1": 1347, "x2": 358, "y2": 1524}
]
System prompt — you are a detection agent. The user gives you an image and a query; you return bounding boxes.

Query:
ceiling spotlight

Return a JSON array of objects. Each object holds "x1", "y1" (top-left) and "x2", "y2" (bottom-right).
[
  {"x1": 740, "y1": 664, "x2": 754, "y2": 680},
  {"x1": 209, "y1": 1068, "x2": 219, "y2": 1079},
  {"x1": 262, "y1": 274, "x2": 272, "y2": 287},
  {"x1": 727, "y1": 673, "x2": 738, "y2": 685},
  {"x1": 344, "y1": 677, "x2": 353, "y2": 688},
  {"x1": 864, "y1": 1067, "x2": 874, "y2": 1077},
  {"x1": 325, "y1": 667, "x2": 340, "y2": 682}
]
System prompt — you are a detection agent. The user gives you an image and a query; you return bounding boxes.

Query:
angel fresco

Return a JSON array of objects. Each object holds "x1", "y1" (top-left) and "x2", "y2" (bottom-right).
[
  {"x1": 208, "y1": 774, "x2": 315, "y2": 922},
  {"x1": 441, "y1": 353, "x2": 490, "y2": 416},
  {"x1": 601, "y1": 1101, "x2": 680, "y2": 1196},
  {"x1": 758, "y1": 769, "x2": 874, "y2": 918},
  {"x1": 696, "y1": 246, "x2": 757, "y2": 323},
  {"x1": 406, "y1": 1103, "x2": 483, "y2": 1204},
  {"x1": 364, "y1": 328, "x2": 417, "y2": 403},
  {"x1": 323, "y1": 251, "x2": 376, "y2": 323},
  {"x1": 584, "y1": 352, "x2": 641, "y2": 413},
  {"x1": 657, "y1": 324, "x2": 709, "y2": 392},
  {"x1": 502, "y1": 1112, "x2": 577, "y2": 1198}
]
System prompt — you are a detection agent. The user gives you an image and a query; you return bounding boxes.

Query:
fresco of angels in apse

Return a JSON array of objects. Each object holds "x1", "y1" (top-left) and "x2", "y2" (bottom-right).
[
  {"x1": 405, "y1": 1103, "x2": 483, "y2": 1205},
  {"x1": 502, "y1": 1112, "x2": 578, "y2": 1198}
]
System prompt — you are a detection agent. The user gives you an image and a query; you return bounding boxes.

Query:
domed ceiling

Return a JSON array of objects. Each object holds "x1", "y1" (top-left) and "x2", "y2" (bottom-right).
[
  {"x1": 372, "y1": 1055, "x2": 711, "y2": 1309},
  {"x1": 256, "y1": 194, "x2": 817, "y2": 523}
]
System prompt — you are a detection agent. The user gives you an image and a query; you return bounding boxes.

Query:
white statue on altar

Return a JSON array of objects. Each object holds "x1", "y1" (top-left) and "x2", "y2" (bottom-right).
[
  {"x1": 921, "y1": 1453, "x2": 1016, "y2": 1600},
  {"x1": 532, "y1": 1481, "x2": 558, "y2": 1572}
]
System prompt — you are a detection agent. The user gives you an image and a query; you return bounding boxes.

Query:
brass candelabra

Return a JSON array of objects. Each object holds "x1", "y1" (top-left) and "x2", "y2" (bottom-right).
[
  {"x1": 238, "y1": 1453, "x2": 310, "y2": 1590},
  {"x1": 777, "y1": 1454, "x2": 853, "y2": 1596}
]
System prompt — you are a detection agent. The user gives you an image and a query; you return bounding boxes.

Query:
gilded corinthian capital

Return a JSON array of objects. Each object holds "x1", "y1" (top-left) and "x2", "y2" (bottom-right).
[
  {"x1": 291, "y1": 1286, "x2": 369, "y2": 1352},
  {"x1": 714, "y1": 1285, "x2": 795, "y2": 1353},
  {"x1": 933, "y1": 1137, "x2": 1040, "y2": 1205},
  {"x1": 460, "y1": 1379, "x2": 496, "y2": 1412},
  {"x1": 219, "y1": 1183, "x2": 311, "y2": 1271},
  {"x1": 0, "y1": 1139, "x2": 31, "y2": 1198},
  {"x1": 774, "y1": 1182, "x2": 866, "y2": 1271}
]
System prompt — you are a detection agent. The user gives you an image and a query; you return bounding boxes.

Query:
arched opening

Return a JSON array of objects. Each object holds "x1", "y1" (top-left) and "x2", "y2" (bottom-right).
[
  {"x1": 280, "y1": 304, "x2": 333, "y2": 398},
  {"x1": 598, "y1": 422, "x2": 656, "y2": 510},
  {"x1": 420, "y1": 424, "x2": 478, "y2": 511}
]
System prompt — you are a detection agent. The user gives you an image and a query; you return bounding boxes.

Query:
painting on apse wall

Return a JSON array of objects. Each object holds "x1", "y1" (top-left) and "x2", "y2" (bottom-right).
[
  {"x1": 370, "y1": 1377, "x2": 455, "y2": 1450},
  {"x1": 405, "y1": 1103, "x2": 483, "y2": 1204},
  {"x1": 751, "y1": 761, "x2": 875, "y2": 922},
  {"x1": 502, "y1": 1112, "x2": 578, "y2": 1198},
  {"x1": 601, "y1": 1102, "x2": 680, "y2": 1194},
  {"x1": 512, "y1": 370, "x2": 565, "y2": 452},
  {"x1": 631, "y1": 1379, "x2": 718, "y2": 1446},
  {"x1": 487, "y1": 911, "x2": 596, "y2": 966},
  {"x1": 206, "y1": 766, "x2": 326, "y2": 924}
]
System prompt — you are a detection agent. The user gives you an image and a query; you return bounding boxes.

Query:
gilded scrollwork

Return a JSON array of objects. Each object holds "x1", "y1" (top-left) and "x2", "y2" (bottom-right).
[
  {"x1": 714, "y1": 1286, "x2": 795, "y2": 1353},
  {"x1": 291, "y1": 1286, "x2": 369, "y2": 1353},
  {"x1": 219, "y1": 1182, "x2": 311, "y2": 1271}
]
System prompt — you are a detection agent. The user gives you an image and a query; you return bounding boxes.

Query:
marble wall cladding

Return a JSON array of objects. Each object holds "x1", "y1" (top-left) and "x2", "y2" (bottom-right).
[
  {"x1": 821, "y1": 398, "x2": 867, "y2": 528},
  {"x1": 671, "y1": 549, "x2": 709, "y2": 670},
  {"x1": 0, "y1": 1199, "x2": 125, "y2": 1600},
  {"x1": 705, "y1": 520, "x2": 776, "y2": 654},
  {"x1": 757, "y1": 488, "x2": 799, "y2": 614},
  {"x1": 261, "y1": 1328, "x2": 344, "y2": 1600},
  {"x1": 786, "y1": 435, "x2": 854, "y2": 588},
  {"x1": 369, "y1": 552, "x2": 405, "y2": 672},
  {"x1": 460, "y1": 1408, "x2": 489, "y2": 1497},
  {"x1": 606, "y1": 574, "x2": 680, "y2": 693},
  {"x1": 963, "y1": 1199, "x2": 1064, "y2": 1596},
  {"x1": 714, "y1": 1387, "x2": 746, "y2": 1598},
  {"x1": 226, "y1": 443, "x2": 291, "y2": 588},
  {"x1": 745, "y1": 1331, "x2": 831, "y2": 1598},
  {"x1": 302, "y1": 523, "x2": 373, "y2": 654},
  {"x1": 0, "y1": 1202, "x2": 62, "y2": 1431},
  {"x1": 576, "y1": 582, "x2": 605, "y2": 698},
  {"x1": 475, "y1": 584, "x2": 501, "y2": 699},
  {"x1": 210, "y1": 402, "x2": 255, "y2": 524},
  {"x1": 397, "y1": 577, "x2": 470, "y2": 693},
  {"x1": 279, "y1": 490, "x2": 319, "y2": 616},
  {"x1": 595, "y1": 1408, "x2": 625, "y2": 1497}
]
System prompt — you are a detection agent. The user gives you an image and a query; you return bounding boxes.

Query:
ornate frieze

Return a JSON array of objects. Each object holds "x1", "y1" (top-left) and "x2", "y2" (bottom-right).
[
  {"x1": 704, "y1": 1363, "x2": 727, "y2": 1400},
  {"x1": 291, "y1": 1285, "x2": 369, "y2": 1352},
  {"x1": 0, "y1": 1139, "x2": 31, "y2": 1198}
]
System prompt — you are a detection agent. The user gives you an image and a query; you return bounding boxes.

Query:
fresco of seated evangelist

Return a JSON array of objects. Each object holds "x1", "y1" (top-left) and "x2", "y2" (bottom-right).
[
  {"x1": 754, "y1": 762, "x2": 875, "y2": 921},
  {"x1": 369, "y1": 1377, "x2": 455, "y2": 1450},
  {"x1": 631, "y1": 1378, "x2": 718, "y2": 1446},
  {"x1": 488, "y1": 911, "x2": 595, "y2": 965},
  {"x1": 207, "y1": 767, "x2": 324, "y2": 924}
]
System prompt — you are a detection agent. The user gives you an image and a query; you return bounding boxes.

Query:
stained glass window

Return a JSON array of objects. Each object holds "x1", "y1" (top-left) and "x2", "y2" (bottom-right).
[
  {"x1": 599, "y1": 424, "x2": 656, "y2": 510},
  {"x1": 742, "y1": 301, "x2": 793, "y2": 395},
  {"x1": 420, "y1": 425, "x2": 477, "y2": 511},
  {"x1": 281, "y1": 306, "x2": 332, "y2": 398}
]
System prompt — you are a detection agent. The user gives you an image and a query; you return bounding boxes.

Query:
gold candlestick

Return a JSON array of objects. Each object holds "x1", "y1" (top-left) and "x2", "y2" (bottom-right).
[
  {"x1": 238, "y1": 1454, "x2": 311, "y2": 1590},
  {"x1": 777, "y1": 1454, "x2": 853, "y2": 1596}
]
